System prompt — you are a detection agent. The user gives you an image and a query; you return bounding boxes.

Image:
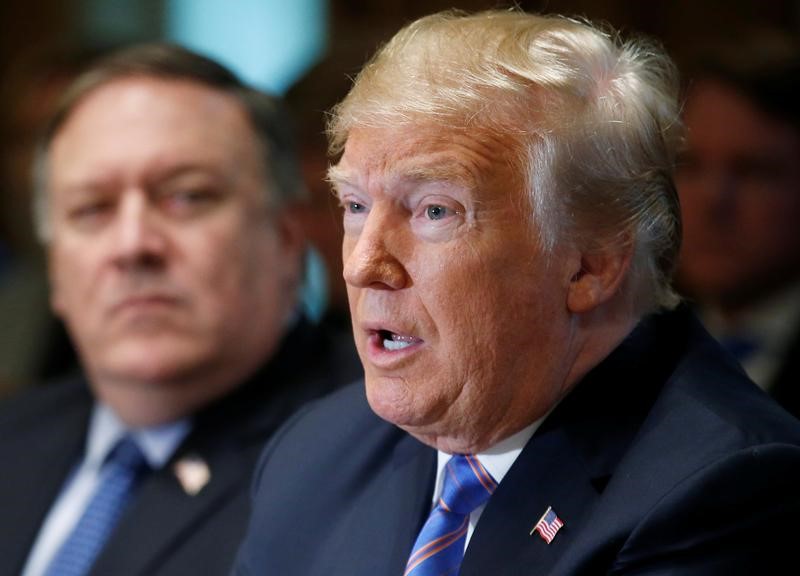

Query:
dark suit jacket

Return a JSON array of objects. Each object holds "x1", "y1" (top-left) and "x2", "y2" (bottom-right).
[
  {"x1": 0, "y1": 321, "x2": 361, "y2": 576},
  {"x1": 234, "y1": 310, "x2": 800, "y2": 575},
  {"x1": 769, "y1": 319, "x2": 800, "y2": 420}
]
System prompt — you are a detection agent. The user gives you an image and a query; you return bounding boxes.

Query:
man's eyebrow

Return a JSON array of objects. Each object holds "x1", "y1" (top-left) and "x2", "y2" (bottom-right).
[
  {"x1": 327, "y1": 162, "x2": 478, "y2": 197},
  {"x1": 326, "y1": 164, "x2": 354, "y2": 196}
]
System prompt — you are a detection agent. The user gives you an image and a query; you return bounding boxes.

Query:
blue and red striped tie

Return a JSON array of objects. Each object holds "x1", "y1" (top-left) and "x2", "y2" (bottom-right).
[{"x1": 404, "y1": 454, "x2": 497, "y2": 576}]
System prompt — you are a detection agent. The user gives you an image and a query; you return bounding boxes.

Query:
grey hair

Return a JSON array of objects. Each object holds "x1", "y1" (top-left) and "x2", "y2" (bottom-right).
[
  {"x1": 33, "y1": 42, "x2": 306, "y2": 242},
  {"x1": 327, "y1": 10, "x2": 683, "y2": 313}
]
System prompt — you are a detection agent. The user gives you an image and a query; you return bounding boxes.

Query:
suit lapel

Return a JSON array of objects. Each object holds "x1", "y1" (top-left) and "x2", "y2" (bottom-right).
[
  {"x1": 89, "y1": 443, "x2": 250, "y2": 576},
  {"x1": 462, "y1": 311, "x2": 686, "y2": 576},
  {"x1": 461, "y1": 427, "x2": 599, "y2": 576}
]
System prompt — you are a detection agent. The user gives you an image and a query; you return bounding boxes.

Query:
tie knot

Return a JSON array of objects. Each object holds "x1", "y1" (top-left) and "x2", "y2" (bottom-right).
[
  {"x1": 107, "y1": 436, "x2": 148, "y2": 472},
  {"x1": 440, "y1": 455, "x2": 498, "y2": 515}
]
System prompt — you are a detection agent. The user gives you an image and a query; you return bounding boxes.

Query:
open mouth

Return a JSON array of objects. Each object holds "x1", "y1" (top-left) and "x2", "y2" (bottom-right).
[{"x1": 375, "y1": 329, "x2": 423, "y2": 351}]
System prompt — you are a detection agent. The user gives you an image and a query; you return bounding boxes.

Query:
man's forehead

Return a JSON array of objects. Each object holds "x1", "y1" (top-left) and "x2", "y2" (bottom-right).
[
  {"x1": 329, "y1": 125, "x2": 507, "y2": 194},
  {"x1": 54, "y1": 75, "x2": 246, "y2": 140}
]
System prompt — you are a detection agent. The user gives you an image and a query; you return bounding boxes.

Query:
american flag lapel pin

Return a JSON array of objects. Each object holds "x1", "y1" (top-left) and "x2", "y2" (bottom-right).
[{"x1": 530, "y1": 506, "x2": 564, "y2": 544}]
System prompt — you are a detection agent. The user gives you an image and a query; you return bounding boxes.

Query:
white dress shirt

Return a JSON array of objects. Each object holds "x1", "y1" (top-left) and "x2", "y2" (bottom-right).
[{"x1": 21, "y1": 403, "x2": 190, "y2": 576}]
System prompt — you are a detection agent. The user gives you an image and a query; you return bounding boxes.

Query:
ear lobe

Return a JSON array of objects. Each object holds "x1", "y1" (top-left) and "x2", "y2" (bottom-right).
[{"x1": 567, "y1": 245, "x2": 632, "y2": 314}]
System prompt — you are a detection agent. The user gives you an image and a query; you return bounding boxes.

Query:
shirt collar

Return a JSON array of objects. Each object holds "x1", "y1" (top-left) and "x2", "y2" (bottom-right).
[
  {"x1": 86, "y1": 403, "x2": 192, "y2": 470},
  {"x1": 433, "y1": 416, "x2": 545, "y2": 504}
]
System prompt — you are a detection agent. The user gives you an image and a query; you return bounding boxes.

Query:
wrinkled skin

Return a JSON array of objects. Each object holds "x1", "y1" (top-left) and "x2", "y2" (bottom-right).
[{"x1": 333, "y1": 125, "x2": 595, "y2": 453}]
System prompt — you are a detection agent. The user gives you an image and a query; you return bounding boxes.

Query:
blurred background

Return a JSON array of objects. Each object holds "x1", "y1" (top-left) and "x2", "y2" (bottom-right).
[{"x1": 1, "y1": 0, "x2": 798, "y2": 398}]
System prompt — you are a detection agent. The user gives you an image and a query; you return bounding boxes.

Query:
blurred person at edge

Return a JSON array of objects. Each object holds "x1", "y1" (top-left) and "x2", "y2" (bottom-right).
[
  {"x1": 0, "y1": 43, "x2": 360, "y2": 576},
  {"x1": 675, "y1": 31, "x2": 800, "y2": 417},
  {"x1": 233, "y1": 10, "x2": 800, "y2": 576}
]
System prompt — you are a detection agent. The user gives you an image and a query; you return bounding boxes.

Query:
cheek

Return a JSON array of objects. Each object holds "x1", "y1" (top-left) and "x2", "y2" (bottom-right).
[
  {"x1": 177, "y1": 226, "x2": 264, "y2": 315},
  {"x1": 422, "y1": 244, "x2": 528, "y2": 365},
  {"x1": 48, "y1": 243, "x2": 96, "y2": 315}
]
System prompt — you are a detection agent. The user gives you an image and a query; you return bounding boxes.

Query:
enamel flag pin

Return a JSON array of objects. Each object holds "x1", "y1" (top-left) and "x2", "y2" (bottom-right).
[
  {"x1": 173, "y1": 455, "x2": 211, "y2": 496},
  {"x1": 530, "y1": 506, "x2": 564, "y2": 544}
]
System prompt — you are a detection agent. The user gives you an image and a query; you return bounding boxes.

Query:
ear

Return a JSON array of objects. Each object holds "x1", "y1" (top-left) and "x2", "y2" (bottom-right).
[{"x1": 566, "y1": 244, "x2": 633, "y2": 314}]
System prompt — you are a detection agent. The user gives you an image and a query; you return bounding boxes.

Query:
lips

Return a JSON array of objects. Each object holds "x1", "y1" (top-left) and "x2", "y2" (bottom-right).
[
  {"x1": 362, "y1": 323, "x2": 425, "y2": 367},
  {"x1": 377, "y1": 330, "x2": 423, "y2": 351},
  {"x1": 110, "y1": 293, "x2": 181, "y2": 316}
]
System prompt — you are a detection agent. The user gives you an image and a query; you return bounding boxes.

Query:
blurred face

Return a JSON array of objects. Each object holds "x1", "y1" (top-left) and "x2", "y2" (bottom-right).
[
  {"x1": 333, "y1": 125, "x2": 581, "y2": 453},
  {"x1": 47, "y1": 77, "x2": 300, "y2": 425},
  {"x1": 676, "y1": 80, "x2": 800, "y2": 310}
]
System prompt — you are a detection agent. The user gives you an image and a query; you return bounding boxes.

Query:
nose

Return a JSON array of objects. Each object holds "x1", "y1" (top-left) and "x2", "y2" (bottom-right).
[
  {"x1": 342, "y1": 207, "x2": 409, "y2": 291},
  {"x1": 111, "y1": 190, "x2": 168, "y2": 269}
]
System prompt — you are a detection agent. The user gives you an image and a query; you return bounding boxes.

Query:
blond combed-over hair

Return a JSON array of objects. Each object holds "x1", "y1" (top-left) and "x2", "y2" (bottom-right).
[{"x1": 328, "y1": 10, "x2": 683, "y2": 313}]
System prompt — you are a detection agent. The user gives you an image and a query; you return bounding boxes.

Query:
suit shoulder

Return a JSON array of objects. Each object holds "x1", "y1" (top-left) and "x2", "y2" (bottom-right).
[
  {"x1": 260, "y1": 381, "x2": 389, "y2": 460},
  {"x1": 249, "y1": 381, "x2": 409, "y2": 496},
  {"x1": 665, "y1": 344, "x2": 800, "y2": 448},
  {"x1": 613, "y1": 443, "x2": 800, "y2": 573},
  {"x1": 0, "y1": 375, "x2": 90, "y2": 433}
]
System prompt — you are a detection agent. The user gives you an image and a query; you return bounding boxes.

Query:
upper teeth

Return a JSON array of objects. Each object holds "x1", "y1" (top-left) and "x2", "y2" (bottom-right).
[
  {"x1": 384, "y1": 338, "x2": 412, "y2": 351},
  {"x1": 383, "y1": 333, "x2": 416, "y2": 350}
]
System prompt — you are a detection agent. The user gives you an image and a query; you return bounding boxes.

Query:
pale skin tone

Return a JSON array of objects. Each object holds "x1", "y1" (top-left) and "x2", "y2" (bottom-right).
[
  {"x1": 332, "y1": 124, "x2": 636, "y2": 453},
  {"x1": 676, "y1": 79, "x2": 800, "y2": 316},
  {"x1": 46, "y1": 76, "x2": 303, "y2": 426}
]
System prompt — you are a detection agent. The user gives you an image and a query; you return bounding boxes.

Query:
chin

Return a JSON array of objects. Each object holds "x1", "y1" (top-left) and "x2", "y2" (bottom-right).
[
  {"x1": 94, "y1": 341, "x2": 209, "y2": 386},
  {"x1": 364, "y1": 373, "x2": 424, "y2": 427},
  {"x1": 364, "y1": 373, "x2": 459, "y2": 442}
]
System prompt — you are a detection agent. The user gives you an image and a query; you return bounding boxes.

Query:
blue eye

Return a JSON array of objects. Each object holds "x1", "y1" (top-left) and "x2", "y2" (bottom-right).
[
  {"x1": 348, "y1": 201, "x2": 366, "y2": 214},
  {"x1": 425, "y1": 205, "x2": 448, "y2": 220}
]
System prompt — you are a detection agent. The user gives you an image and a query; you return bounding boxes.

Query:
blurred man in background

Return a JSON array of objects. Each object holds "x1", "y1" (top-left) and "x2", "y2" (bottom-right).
[
  {"x1": 676, "y1": 32, "x2": 800, "y2": 417},
  {"x1": 0, "y1": 43, "x2": 359, "y2": 576}
]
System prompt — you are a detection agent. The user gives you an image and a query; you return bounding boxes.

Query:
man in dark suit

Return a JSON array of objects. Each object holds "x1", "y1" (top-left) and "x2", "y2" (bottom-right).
[
  {"x1": 0, "y1": 44, "x2": 359, "y2": 576},
  {"x1": 675, "y1": 32, "x2": 800, "y2": 418},
  {"x1": 233, "y1": 10, "x2": 800, "y2": 575}
]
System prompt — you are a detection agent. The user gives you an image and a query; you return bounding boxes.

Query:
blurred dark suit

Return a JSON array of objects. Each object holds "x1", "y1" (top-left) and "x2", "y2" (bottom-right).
[{"x1": 0, "y1": 321, "x2": 360, "y2": 576}]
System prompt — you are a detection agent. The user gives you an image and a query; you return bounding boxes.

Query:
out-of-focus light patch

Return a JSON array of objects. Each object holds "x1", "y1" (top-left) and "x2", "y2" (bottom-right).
[{"x1": 165, "y1": 0, "x2": 327, "y2": 95}]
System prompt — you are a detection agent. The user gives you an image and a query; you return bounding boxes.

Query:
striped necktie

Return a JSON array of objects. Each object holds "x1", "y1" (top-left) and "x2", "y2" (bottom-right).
[
  {"x1": 44, "y1": 436, "x2": 149, "y2": 576},
  {"x1": 404, "y1": 454, "x2": 497, "y2": 576}
]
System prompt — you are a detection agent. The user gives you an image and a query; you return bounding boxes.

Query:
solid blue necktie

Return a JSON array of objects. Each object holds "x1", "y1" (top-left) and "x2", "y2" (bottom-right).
[
  {"x1": 404, "y1": 454, "x2": 497, "y2": 576},
  {"x1": 44, "y1": 436, "x2": 149, "y2": 576}
]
